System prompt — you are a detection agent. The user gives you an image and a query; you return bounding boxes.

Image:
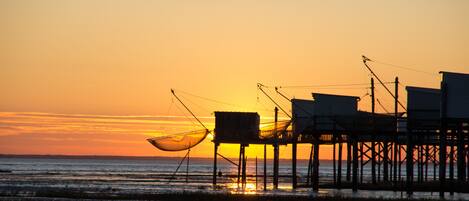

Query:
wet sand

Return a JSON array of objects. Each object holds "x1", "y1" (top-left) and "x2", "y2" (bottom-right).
[
  {"x1": 0, "y1": 192, "x2": 439, "y2": 201},
  {"x1": 0, "y1": 186, "x2": 448, "y2": 201}
]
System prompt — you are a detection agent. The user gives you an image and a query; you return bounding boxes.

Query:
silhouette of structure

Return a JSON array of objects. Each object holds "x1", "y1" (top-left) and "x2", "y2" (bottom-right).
[
  {"x1": 210, "y1": 71, "x2": 469, "y2": 198},
  {"x1": 148, "y1": 64, "x2": 469, "y2": 198}
]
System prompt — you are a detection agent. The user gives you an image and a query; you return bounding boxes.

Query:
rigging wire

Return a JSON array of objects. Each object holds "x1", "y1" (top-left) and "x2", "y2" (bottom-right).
[
  {"x1": 362, "y1": 55, "x2": 407, "y2": 112},
  {"x1": 175, "y1": 89, "x2": 242, "y2": 108},
  {"x1": 277, "y1": 82, "x2": 393, "y2": 89},
  {"x1": 376, "y1": 98, "x2": 390, "y2": 114},
  {"x1": 257, "y1": 83, "x2": 292, "y2": 118},
  {"x1": 173, "y1": 101, "x2": 200, "y2": 128},
  {"x1": 370, "y1": 59, "x2": 438, "y2": 77},
  {"x1": 175, "y1": 88, "x2": 272, "y2": 113},
  {"x1": 171, "y1": 89, "x2": 210, "y2": 131}
]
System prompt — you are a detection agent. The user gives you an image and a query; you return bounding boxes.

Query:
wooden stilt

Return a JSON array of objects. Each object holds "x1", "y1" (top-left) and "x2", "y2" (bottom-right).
[
  {"x1": 292, "y1": 140, "x2": 297, "y2": 189},
  {"x1": 383, "y1": 142, "x2": 389, "y2": 182},
  {"x1": 377, "y1": 143, "x2": 381, "y2": 182},
  {"x1": 338, "y1": 141, "x2": 343, "y2": 188},
  {"x1": 213, "y1": 143, "x2": 218, "y2": 185},
  {"x1": 237, "y1": 144, "x2": 243, "y2": 188},
  {"x1": 312, "y1": 141, "x2": 320, "y2": 192},
  {"x1": 347, "y1": 142, "x2": 352, "y2": 182},
  {"x1": 406, "y1": 134, "x2": 413, "y2": 195},
  {"x1": 448, "y1": 141, "x2": 454, "y2": 194},
  {"x1": 393, "y1": 77, "x2": 399, "y2": 185},
  {"x1": 457, "y1": 125, "x2": 466, "y2": 187},
  {"x1": 273, "y1": 144, "x2": 279, "y2": 189},
  {"x1": 273, "y1": 107, "x2": 279, "y2": 190},
  {"x1": 425, "y1": 145, "x2": 429, "y2": 182},
  {"x1": 333, "y1": 138, "x2": 337, "y2": 186},
  {"x1": 352, "y1": 138, "x2": 358, "y2": 192},
  {"x1": 372, "y1": 141, "x2": 377, "y2": 184},
  {"x1": 439, "y1": 82, "x2": 447, "y2": 198},
  {"x1": 360, "y1": 142, "x2": 364, "y2": 184},
  {"x1": 307, "y1": 144, "x2": 313, "y2": 186},
  {"x1": 264, "y1": 144, "x2": 267, "y2": 191}
]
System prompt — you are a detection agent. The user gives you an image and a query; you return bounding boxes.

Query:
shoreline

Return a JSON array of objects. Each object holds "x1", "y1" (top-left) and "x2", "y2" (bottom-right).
[{"x1": 0, "y1": 189, "x2": 446, "y2": 201}]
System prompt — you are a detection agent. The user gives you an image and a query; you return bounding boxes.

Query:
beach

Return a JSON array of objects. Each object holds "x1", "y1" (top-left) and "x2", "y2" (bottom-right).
[{"x1": 1, "y1": 155, "x2": 468, "y2": 200}]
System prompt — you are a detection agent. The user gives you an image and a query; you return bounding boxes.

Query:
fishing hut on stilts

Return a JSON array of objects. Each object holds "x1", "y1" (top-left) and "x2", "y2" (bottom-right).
[{"x1": 147, "y1": 56, "x2": 469, "y2": 197}]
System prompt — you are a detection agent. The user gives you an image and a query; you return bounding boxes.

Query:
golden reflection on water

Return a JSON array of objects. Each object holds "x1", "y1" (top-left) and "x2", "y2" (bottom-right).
[{"x1": 227, "y1": 182, "x2": 257, "y2": 194}]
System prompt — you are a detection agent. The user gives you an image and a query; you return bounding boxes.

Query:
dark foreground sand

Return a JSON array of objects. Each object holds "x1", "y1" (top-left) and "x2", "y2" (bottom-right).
[{"x1": 0, "y1": 188, "x2": 447, "y2": 201}]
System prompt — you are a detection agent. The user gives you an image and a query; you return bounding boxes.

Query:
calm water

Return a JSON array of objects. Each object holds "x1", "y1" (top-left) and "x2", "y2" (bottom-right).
[{"x1": 0, "y1": 156, "x2": 467, "y2": 200}]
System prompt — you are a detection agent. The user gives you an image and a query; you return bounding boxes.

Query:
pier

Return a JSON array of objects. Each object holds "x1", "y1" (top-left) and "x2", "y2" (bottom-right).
[{"x1": 210, "y1": 71, "x2": 469, "y2": 197}]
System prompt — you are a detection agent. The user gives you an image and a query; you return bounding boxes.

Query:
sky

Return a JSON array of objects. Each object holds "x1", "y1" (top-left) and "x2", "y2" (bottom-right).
[{"x1": 1, "y1": 0, "x2": 469, "y2": 159}]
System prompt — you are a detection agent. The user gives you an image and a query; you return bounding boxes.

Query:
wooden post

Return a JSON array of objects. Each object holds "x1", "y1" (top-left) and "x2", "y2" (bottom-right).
[
  {"x1": 312, "y1": 142, "x2": 320, "y2": 192},
  {"x1": 307, "y1": 144, "x2": 313, "y2": 185},
  {"x1": 417, "y1": 145, "x2": 421, "y2": 183},
  {"x1": 370, "y1": 77, "x2": 377, "y2": 184},
  {"x1": 213, "y1": 143, "x2": 218, "y2": 185},
  {"x1": 439, "y1": 82, "x2": 447, "y2": 198},
  {"x1": 263, "y1": 144, "x2": 267, "y2": 191},
  {"x1": 384, "y1": 142, "x2": 389, "y2": 182},
  {"x1": 352, "y1": 137, "x2": 358, "y2": 192},
  {"x1": 292, "y1": 140, "x2": 297, "y2": 189},
  {"x1": 337, "y1": 141, "x2": 343, "y2": 188},
  {"x1": 347, "y1": 141, "x2": 352, "y2": 182},
  {"x1": 406, "y1": 134, "x2": 413, "y2": 195},
  {"x1": 397, "y1": 145, "x2": 403, "y2": 182},
  {"x1": 433, "y1": 145, "x2": 437, "y2": 181},
  {"x1": 377, "y1": 143, "x2": 381, "y2": 182},
  {"x1": 449, "y1": 138, "x2": 454, "y2": 196},
  {"x1": 333, "y1": 137, "x2": 337, "y2": 186},
  {"x1": 393, "y1": 77, "x2": 399, "y2": 185},
  {"x1": 457, "y1": 124, "x2": 466, "y2": 186},
  {"x1": 360, "y1": 142, "x2": 364, "y2": 184},
  {"x1": 425, "y1": 145, "x2": 429, "y2": 182},
  {"x1": 237, "y1": 144, "x2": 243, "y2": 188},
  {"x1": 372, "y1": 141, "x2": 377, "y2": 184},
  {"x1": 242, "y1": 151, "x2": 247, "y2": 189},
  {"x1": 273, "y1": 107, "x2": 279, "y2": 189}
]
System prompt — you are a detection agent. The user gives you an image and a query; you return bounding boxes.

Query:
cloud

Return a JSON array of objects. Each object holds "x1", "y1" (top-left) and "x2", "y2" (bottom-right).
[{"x1": 0, "y1": 112, "x2": 213, "y2": 156}]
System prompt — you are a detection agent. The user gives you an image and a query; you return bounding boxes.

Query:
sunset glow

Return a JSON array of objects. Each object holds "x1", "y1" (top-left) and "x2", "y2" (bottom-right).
[{"x1": 1, "y1": 0, "x2": 469, "y2": 159}]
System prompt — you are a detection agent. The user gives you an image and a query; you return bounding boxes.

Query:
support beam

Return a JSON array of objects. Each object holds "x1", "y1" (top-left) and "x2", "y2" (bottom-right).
[
  {"x1": 371, "y1": 77, "x2": 376, "y2": 184},
  {"x1": 273, "y1": 144, "x2": 279, "y2": 189},
  {"x1": 406, "y1": 135, "x2": 413, "y2": 195},
  {"x1": 383, "y1": 142, "x2": 389, "y2": 182},
  {"x1": 393, "y1": 76, "x2": 399, "y2": 185},
  {"x1": 312, "y1": 141, "x2": 320, "y2": 192},
  {"x1": 213, "y1": 143, "x2": 219, "y2": 185},
  {"x1": 333, "y1": 137, "x2": 337, "y2": 186},
  {"x1": 338, "y1": 141, "x2": 343, "y2": 188},
  {"x1": 449, "y1": 138, "x2": 454, "y2": 196},
  {"x1": 439, "y1": 82, "x2": 447, "y2": 198},
  {"x1": 237, "y1": 144, "x2": 243, "y2": 188},
  {"x1": 371, "y1": 141, "x2": 377, "y2": 184},
  {"x1": 307, "y1": 144, "x2": 313, "y2": 186},
  {"x1": 273, "y1": 107, "x2": 279, "y2": 189},
  {"x1": 360, "y1": 142, "x2": 364, "y2": 184},
  {"x1": 347, "y1": 142, "x2": 352, "y2": 182},
  {"x1": 352, "y1": 138, "x2": 359, "y2": 192},
  {"x1": 292, "y1": 140, "x2": 297, "y2": 189},
  {"x1": 457, "y1": 125, "x2": 466, "y2": 185},
  {"x1": 263, "y1": 144, "x2": 267, "y2": 191}
]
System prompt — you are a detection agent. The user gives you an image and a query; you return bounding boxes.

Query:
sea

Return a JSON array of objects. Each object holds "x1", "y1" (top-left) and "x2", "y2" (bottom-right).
[{"x1": 0, "y1": 155, "x2": 467, "y2": 200}]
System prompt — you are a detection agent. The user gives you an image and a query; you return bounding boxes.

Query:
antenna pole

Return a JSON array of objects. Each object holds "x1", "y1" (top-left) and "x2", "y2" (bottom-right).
[
  {"x1": 257, "y1": 84, "x2": 291, "y2": 118},
  {"x1": 171, "y1": 89, "x2": 209, "y2": 131},
  {"x1": 362, "y1": 56, "x2": 406, "y2": 112}
]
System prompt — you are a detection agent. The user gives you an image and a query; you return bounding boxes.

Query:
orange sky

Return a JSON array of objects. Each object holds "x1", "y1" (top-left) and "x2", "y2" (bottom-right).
[{"x1": 1, "y1": 0, "x2": 468, "y2": 159}]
